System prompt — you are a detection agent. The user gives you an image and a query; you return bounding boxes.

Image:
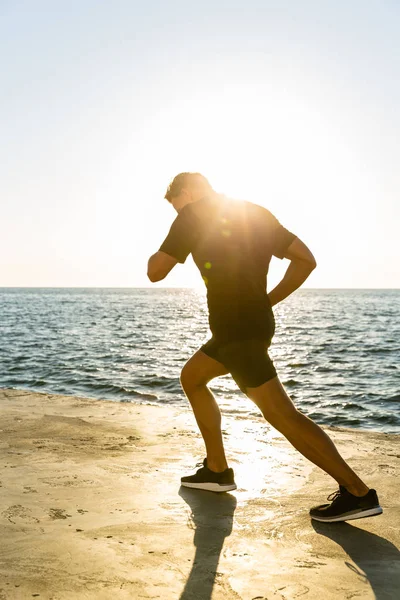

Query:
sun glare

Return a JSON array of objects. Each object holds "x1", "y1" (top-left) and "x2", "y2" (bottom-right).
[
  {"x1": 152, "y1": 82, "x2": 353, "y2": 223},
  {"x1": 132, "y1": 77, "x2": 367, "y2": 289}
]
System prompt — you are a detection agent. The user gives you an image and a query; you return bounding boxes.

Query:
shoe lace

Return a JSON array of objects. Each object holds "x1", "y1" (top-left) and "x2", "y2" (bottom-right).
[{"x1": 327, "y1": 489, "x2": 342, "y2": 502}]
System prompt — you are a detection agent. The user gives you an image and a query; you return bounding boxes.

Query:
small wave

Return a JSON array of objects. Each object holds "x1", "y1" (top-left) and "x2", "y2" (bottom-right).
[
  {"x1": 363, "y1": 347, "x2": 398, "y2": 355},
  {"x1": 139, "y1": 375, "x2": 181, "y2": 392},
  {"x1": 372, "y1": 413, "x2": 400, "y2": 425},
  {"x1": 341, "y1": 402, "x2": 368, "y2": 411},
  {"x1": 130, "y1": 390, "x2": 158, "y2": 400},
  {"x1": 224, "y1": 408, "x2": 252, "y2": 416},
  {"x1": 282, "y1": 379, "x2": 300, "y2": 387},
  {"x1": 87, "y1": 382, "x2": 158, "y2": 400},
  {"x1": 327, "y1": 401, "x2": 367, "y2": 412},
  {"x1": 306, "y1": 410, "x2": 331, "y2": 421},
  {"x1": 80, "y1": 366, "x2": 100, "y2": 373},
  {"x1": 328, "y1": 415, "x2": 362, "y2": 426},
  {"x1": 320, "y1": 382, "x2": 345, "y2": 387}
]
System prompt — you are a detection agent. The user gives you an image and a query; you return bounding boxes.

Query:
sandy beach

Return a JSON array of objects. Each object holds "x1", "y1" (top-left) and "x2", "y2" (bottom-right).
[{"x1": 0, "y1": 387, "x2": 399, "y2": 599}]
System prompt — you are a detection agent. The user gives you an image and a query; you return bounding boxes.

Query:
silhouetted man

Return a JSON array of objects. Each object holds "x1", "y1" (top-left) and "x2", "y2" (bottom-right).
[{"x1": 147, "y1": 172, "x2": 382, "y2": 522}]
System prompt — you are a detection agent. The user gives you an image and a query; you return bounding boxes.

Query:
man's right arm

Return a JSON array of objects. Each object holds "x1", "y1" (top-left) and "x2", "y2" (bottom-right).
[{"x1": 267, "y1": 237, "x2": 317, "y2": 307}]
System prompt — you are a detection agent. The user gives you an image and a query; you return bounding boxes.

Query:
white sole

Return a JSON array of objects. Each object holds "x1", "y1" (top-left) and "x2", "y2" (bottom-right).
[
  {"x1": 310, "y1": 506, "x2": 383, "y2": 523},
  {"x1": 181, "y1": 482, "x2": 237, "y2": 492}
]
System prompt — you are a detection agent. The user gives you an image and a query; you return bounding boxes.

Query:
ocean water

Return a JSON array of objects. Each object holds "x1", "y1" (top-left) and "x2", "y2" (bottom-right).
[{"x1": 0, "y1": 287, "x2": 399, "y2": 433}]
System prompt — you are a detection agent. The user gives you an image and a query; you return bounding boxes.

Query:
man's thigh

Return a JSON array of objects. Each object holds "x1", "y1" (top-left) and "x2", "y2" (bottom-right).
[
  {"x1": 181, "y1": 347, "x2": 229, "y2": 388},
  {"x1": 246, "y1": 376, "x2": 299, "y2": 427},
  {"x1": 215, "y1": 339, "x2": 277, "y2": 393}
]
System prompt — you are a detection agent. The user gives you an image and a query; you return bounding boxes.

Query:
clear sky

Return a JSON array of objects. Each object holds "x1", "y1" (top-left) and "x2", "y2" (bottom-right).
[{"x1": 1, "y1": 1, "x2": 399, "y2": 289}]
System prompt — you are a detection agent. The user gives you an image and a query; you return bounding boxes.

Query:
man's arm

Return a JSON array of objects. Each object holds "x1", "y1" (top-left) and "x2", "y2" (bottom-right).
[
  {"x1": 148, "y1": 204, "x2": 195, "y2": 282},
  {"x1": 268, "y1": 237, "x2": 317, "y2": 307},
  {"x1": 147, "y1": 251, "x2": 179, "y2": 282}
]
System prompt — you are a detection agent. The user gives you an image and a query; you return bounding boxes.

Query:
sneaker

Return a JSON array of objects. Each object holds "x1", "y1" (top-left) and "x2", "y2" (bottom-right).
[
  {"x1": 310, "y1": 485, "x2": 383, "y2": 523},
  {"x1": 181, "y1": 460, "x2": 237, "y2": 492}
]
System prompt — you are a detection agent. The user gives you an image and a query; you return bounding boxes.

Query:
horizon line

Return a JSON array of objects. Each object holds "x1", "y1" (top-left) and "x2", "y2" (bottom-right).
[{"x1": 0, "y1": 286, "x2": 399, "y2": 291}]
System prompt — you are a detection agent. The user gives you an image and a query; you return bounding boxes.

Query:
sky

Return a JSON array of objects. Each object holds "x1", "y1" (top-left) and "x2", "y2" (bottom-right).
[{"x1": 1, "y1": 0, "x2": 399, "y2": 289}]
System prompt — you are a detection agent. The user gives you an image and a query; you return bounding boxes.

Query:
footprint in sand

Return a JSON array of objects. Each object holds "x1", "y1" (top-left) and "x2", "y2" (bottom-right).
[
  {"x1": 273, "y1": 583, "x2": 310, "y2": 598},
  {"x1": 378, "y1": 464, "x2": 397, "y2": 474},
  {"x1": 2, "y1": 505, "x2": 40, "y2": 524},
  {"x1": 49, "y1": 508, "x2": 72, "y2": 520}
]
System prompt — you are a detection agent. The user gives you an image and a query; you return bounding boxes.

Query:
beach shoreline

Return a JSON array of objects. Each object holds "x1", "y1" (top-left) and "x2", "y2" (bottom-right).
[{"x1": 0, "y1": 387, "x2": 399, "y2": 599}]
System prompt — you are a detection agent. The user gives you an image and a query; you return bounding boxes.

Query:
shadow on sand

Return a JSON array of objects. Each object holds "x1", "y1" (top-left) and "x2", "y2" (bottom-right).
[
  {"x1": 178, "y1": 486, "x2": 237, "y2": 600},
  {"x1": 177, "y1": 486, "x2": 399, "y2": 600},
  {"x1": 312, "y1": 520, "x2": 400, "y2": 599}
]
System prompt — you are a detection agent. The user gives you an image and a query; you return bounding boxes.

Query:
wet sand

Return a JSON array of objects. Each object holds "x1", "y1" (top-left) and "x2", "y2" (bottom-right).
[{"x1": 0, "y1": 387, "x2": 399, "y2": 599}]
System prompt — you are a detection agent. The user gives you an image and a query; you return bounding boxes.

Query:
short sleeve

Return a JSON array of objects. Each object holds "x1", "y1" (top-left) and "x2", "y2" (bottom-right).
[
  {"x1": 158, "y1": 206, "x2": 197, "y2": 264},
  {"x1": 253, "y1": 205, "x2": 297, "y2": 259}
]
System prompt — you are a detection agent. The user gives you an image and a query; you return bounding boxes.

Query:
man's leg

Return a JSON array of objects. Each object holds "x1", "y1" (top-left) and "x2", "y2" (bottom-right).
[
  {"x1": 180, "y1": 350, "x2": 230, "y2": 473},
  {"x1": 245, "y1": 376, "x2": 370, "y2": 496}
]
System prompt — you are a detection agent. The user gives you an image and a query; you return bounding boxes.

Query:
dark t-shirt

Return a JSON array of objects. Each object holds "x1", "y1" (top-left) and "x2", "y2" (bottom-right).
[{"x1": 159, "y1": 193, "x2": 296, "y2": 342}]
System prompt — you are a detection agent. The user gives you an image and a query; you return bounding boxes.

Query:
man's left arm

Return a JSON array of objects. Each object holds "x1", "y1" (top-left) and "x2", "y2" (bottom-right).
[
  {"x1": 147, "y1": 251, "x2": 179, "y2": 282},
  {"x1": 147, "y1": 207, "x2": 195, "y2": 282}
]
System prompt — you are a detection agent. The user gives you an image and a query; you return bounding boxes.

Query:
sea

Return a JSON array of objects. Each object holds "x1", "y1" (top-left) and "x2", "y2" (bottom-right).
[{"x1": 0, "y1": 288, "x2": 399, "y2": 434}]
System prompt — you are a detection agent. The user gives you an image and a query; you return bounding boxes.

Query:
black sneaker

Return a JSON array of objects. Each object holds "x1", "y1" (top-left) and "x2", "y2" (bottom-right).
[
  {"x1": 310, "y1": 485, "x2": 383, "y2": 523},
  {"x1": 181, "y1": 460, "x2": 237, "y2": 493}
]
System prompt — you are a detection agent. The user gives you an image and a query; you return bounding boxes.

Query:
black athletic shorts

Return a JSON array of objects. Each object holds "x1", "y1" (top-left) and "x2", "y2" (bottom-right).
[{"x1": 200, "y1": 337, "x2": 277, "y2": 393}]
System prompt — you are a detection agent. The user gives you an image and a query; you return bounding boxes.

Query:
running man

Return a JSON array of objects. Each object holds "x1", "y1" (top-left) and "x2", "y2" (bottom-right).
[{"x1": 147, "y1": 172, "x2": 383, "y2": 523}]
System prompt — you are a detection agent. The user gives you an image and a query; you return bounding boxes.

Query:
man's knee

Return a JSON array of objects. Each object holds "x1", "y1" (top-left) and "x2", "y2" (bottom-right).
[{"x1": 180, "y1": 363, "x2": 204, "y2": 393}]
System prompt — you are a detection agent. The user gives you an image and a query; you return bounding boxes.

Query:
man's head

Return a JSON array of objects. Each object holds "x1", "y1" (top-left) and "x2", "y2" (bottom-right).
[{"x1": 164, "y1": 172, "x2": 213, "y2": 212}]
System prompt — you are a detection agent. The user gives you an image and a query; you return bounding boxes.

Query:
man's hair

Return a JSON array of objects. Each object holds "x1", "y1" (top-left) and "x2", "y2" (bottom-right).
[{"x1": 164, "y1": 172, "x2": 212, "y2": 202}]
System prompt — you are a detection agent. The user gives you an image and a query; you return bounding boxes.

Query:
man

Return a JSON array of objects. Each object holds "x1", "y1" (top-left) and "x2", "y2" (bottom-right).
[{"x1": 147, "y1": 172, "x2": 383, "y2": 523}]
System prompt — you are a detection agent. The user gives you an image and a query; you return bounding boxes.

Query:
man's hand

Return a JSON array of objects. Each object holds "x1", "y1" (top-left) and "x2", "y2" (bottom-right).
[
  {"x1": 268, "y1": 237, "x2": 317, "y2": 307},
  {"x1": 147, "y1": 251, "x2": 178, "y2": 282}
]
